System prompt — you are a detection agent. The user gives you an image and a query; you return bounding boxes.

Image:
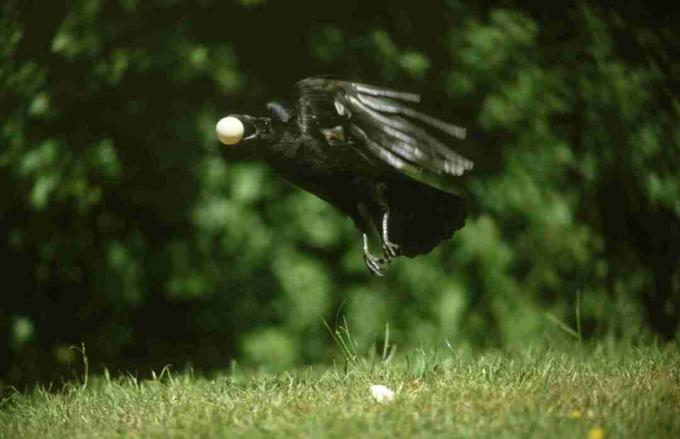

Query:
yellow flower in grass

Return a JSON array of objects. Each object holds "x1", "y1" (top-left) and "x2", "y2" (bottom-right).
[
  {"x1": 568, "y1": 409, "x2": 582, "y2": 419},
  {"x1": 588, "y1": 427, "x2": 605, "y2": 439}
]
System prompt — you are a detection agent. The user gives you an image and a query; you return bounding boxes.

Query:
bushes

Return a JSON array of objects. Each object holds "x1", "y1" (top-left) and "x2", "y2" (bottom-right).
[{"x1": 1, "y1": 0, "x2": 678, "y2": 386}]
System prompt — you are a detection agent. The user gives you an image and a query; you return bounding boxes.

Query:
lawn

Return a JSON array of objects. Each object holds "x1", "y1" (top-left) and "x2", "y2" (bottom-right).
[{"x1": 1, "y1": 342, "x2": 678, "y2": 438}]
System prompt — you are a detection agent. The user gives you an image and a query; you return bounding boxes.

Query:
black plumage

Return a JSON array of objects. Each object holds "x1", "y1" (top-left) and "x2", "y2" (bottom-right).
[{"x1": 220, "y1": 78, "x2": 473, "y2": 275}]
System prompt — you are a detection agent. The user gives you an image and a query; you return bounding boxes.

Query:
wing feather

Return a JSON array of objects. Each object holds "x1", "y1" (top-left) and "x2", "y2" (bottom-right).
[
  {"x1": 354, "y1": 93, "x2": 467, "y2": 140},
  {"x1": 293, "y1": 77, "x2": 473, "y2": 178},
  {"x1": 349, "y1": 82, "x2": 421, "y2": 103},
  {"x1": 346, "y1": 94, "x2": 472, "y2": 176},
  {"x1": 349, "y1": 125, "x2": 422, "y2": 174}
]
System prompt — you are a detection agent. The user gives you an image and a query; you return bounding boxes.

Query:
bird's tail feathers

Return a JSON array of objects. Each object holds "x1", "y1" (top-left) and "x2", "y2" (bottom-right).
[{"x1": 383, "y1": 177, "x2": 467, "y2": 257}]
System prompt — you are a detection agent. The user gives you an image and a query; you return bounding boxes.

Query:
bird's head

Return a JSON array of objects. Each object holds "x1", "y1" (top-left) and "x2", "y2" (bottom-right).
[{"x1": 216, "y1": 114, "x2": 275, "y2": 152}]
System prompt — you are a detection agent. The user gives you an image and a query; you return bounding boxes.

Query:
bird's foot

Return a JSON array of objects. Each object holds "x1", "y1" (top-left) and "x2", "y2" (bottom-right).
[
  {"x1": 364, "y1": 251, "x2": 387, "y2": 277},
  {"x1": 363, "y1": 233, "x2": 388, "y2": 276},
  {"x1": 381, "y1": 211, "x2": 403, "y2": 261},
  {"x1": 382, "y1": 239, "x2": 403, "y2": 260}
]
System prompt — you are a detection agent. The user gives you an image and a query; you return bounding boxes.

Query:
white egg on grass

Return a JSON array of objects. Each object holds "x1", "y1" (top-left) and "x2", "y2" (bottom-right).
[
  {"x1": 216, "y1": 116, "x2": 245, "y2": 145},
  {"x1": 369, "y1": 384, "x2": 395, "y2": 403}
]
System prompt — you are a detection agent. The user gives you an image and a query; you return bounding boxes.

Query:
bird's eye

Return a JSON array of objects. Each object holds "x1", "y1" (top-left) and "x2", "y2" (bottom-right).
[{"x1": 216, "y1": 116, "x2": 245, "y2": 145}]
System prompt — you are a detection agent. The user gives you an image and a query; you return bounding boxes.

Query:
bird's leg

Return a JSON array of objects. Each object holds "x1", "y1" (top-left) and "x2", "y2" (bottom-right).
[
  {"x1": 363, "y1": 233, "x2": 387, "y2": 277},
  {"x1": 381, "y1": 211, "x2": 403, "y2": 260},
  {"x1": 357, "y1": 202, "x2": 389, "y2": 276}
]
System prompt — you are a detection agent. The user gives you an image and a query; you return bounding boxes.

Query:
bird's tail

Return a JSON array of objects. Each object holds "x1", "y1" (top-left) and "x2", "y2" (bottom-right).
[{"x1": 383, "y1": 176, "x2": 467, "y2": 257}]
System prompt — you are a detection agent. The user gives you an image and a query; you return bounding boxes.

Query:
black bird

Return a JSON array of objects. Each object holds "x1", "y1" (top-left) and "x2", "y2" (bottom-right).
[{"x1": 216, "y1": 78, "x2": 473, "y2": 276}]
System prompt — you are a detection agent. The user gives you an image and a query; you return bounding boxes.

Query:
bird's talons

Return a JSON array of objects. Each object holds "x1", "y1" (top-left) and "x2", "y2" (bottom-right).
[
  {"x1": 363, "y1": 233, "x2": 388, "y2": 276},
  {"x1": 381, "y1": 211, "x2": 403, "y2": 261},
  {"x1": 364, "y1": 252, "x2": 387, "y2": 276},
  {"x1": 382, "y1": 239, "x2": 403, "y2": 260}
]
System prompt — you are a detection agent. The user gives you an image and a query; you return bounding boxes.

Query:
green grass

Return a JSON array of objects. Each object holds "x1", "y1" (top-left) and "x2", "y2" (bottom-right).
[{"x1": 1, "y1": 343, "x2": 679, "y2": 438}]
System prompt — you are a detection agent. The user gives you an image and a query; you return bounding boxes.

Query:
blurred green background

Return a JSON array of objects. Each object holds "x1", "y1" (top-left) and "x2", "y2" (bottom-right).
[{"x1": 1, "y1": 0, "x2": 679, "y2": 387}]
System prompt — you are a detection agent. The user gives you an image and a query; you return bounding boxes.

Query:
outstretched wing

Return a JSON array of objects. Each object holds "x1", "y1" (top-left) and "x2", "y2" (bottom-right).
[{"x1": 293, "y1": 77, "x2": 473, "y2": 177}]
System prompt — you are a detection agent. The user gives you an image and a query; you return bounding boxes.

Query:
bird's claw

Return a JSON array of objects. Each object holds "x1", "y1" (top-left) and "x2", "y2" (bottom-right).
[
  {"x1": 382, "y1": 239, "x2": 403, "y2": 260},
  {"x1": 363, "y1": 233, "x2": 388, "y2": 276},
  {"x1": 380, "y1": 211, "x2": 403, "y2": 262},
  {"x1": 364, "y1": 252, "x2": 387, "y2": 277}
]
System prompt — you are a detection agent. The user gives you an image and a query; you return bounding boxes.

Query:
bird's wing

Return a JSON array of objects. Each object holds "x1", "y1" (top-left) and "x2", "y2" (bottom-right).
[{"x1": 293, "y1": 77, "x2": 473, "y2": 177}]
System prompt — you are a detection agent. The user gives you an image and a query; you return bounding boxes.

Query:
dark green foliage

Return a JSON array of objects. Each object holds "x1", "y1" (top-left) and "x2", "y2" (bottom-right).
[{"x1": 1, "y1": 0, "x2": 678, "y2": 386}]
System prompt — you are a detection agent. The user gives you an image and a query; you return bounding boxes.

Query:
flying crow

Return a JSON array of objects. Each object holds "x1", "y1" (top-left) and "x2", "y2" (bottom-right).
[{"x1": 217, "y1": 78, "x2": 473, "y2": 276}]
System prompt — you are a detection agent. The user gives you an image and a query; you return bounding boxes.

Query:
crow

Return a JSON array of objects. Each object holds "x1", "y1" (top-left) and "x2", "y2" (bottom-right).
[{"x1": 217, "y1": 77, "x2": 473, "y2": 276}]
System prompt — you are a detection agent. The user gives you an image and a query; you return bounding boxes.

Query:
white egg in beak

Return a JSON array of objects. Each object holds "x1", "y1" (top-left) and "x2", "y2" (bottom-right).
[{"x1": 216, "y1": 116, "x2": 245, "y2": 145}]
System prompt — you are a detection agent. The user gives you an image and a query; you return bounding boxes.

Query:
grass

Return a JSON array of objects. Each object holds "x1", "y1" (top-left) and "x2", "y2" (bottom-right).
[{"x1": 1, "y1": 339, "x2": 678, "y2": 438}]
